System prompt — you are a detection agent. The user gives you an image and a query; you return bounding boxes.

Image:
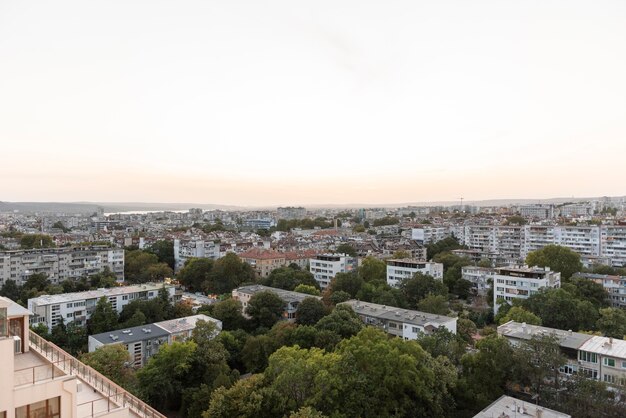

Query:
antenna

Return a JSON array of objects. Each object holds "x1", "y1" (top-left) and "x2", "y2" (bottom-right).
[{"x1": 458, "y1": 197, "x2": 464, "y2": 212}]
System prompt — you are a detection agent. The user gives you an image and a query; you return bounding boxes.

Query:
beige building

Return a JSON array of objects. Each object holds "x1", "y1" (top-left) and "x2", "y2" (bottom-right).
[
  {"x1": 1, "y1": 296, "x2": 163, "y2": 418},
  {"x1": 238, "y1": 248, "x2": 287, "y2": 278}
]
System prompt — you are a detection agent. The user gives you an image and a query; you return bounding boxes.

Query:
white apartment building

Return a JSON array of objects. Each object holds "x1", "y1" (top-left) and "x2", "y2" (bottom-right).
[
  {"x1": 572, "y1": 272, "x2": 626, "y2": 308},
  {"x1": 558, "y1": 203, "x2": 593, "y2": 218},
  {"x1": 0, "y1": 246, "x2": 124, "y2": 286},
  {"x1": 309, "y1": 254, "x2": 358, "y2": 289},
  {"x1": 28, "y1": 283, "x2": 176, "y2": 331},
  {"x1": 499, "y1": 321, "x2": 626, "y2": 386},
  {"x1": 88, "y1": 314, "x2": 221, "y2": 367},
  {"x1": 601, "y1": 225, "x2": 626, "y2": 267},
  {"x1": 341, "y1": 299, "x2": 457, "y2": 340},
  {"x1": 411, "y1": 226, "x2": 451, "y2": 244},
  {"x1": 517, "y1": 204, "x2": 555, "y2": 220},
  {"x1": 1, "y1": 296, "x2": 163, "y2": 418},
  {"x1": 461, "y1": 266, "x2": 496, "y2": 296},
  {"x1": 173, "y1": 239, "x2": 220, "y2": 271},
  {"x1": 386, "y1": 259, "x2": 444, "y2": 288},
  {"x1": 277, "y1": 207, "x2": 306, "y2": 220},
  {"x1": 232, "y1": 285, "x2": 321, "y2": 321},
  {"x1": 493, "y1": 266, "x2": 561, "y2": 314}
]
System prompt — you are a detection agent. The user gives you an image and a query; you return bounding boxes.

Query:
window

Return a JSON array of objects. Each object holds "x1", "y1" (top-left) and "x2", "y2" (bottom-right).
[
  {"x1": 604, "y1": 358, "x2": 616, "y2": 367},
  {"x1": 579, "y1": 351, "x2": 598, "y2": 363},
  {"x1": 66, "y1": 303, "x2": 72, "y2": 308},
  {"x1": 388, "y1": 322, "x2": 397, "y2": 329},
  {"x1": 412, "y1": 327, "x2": 420, "y2": 333},
  {"x1": 622, "y1": 361, "x2": 626, "y2": 369},
  {"x1": 604, "y1": 374, "x2": 616, "y2": 384},
  {"x1": 15, "y1": 397, "x2": 60, "y2": 418}
]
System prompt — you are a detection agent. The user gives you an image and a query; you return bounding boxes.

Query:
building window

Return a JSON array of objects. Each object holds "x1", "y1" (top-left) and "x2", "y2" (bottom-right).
[
  {"x1": 604, "y1": 358, "x2": 616, "y2": 367},
  {"x1": 579, "y1": 351, "x2": 598, "y2": 363},
  {"x1": 15, "y1": 397, "x2": 60, "y2": 418}
]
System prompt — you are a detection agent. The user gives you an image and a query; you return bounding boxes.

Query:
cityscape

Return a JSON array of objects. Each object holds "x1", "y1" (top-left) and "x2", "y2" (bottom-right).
[{"x1": 2, "y1": 1, "x2": 626, "y2": 418}]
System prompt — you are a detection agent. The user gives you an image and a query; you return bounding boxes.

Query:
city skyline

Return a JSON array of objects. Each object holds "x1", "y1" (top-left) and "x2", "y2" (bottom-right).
[{"x1": 2, "y1": 0, "x2": 625, "y2": 206}]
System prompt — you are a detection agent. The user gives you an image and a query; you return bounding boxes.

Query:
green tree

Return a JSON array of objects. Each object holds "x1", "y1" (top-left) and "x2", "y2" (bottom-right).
[
  {"x1": 124, "y1": 249, "x2": 165, "y2": 283},
  {"x1": 358, "y1": 256, "x2": 386, "y2": 283},
  {"x1": 293, "y1": 284, "x2": 321, "y2": 296},
  {"x1": 515, "y1": 333, "x2": 567, "y2": 393},
  {"x1": 417, "y1": 294, "x2": 449, "y2": 315},
  {"x1": 596, "y1": 307, "x2": 626, "y2": 338},
  {"x1": 177, "y1": 258, "x2": 214, "y2": 292},
  {"x1": 526, "y1": 244, "x2": 583, "y2": 279},
  {"x1": 457, "y1": 318, "x2": 478, "y2": 345},
  {"x1": 505, "y1": 215, "x2": 527, "y2": 225},
  {"x1": 20, "y1": 234, "x2": 55, "y2": 249},
  {"x1": 335, "y1": 243, "x2": 357, "y2": 257},
  {"x1": 206, "y1": 374, "x2": 283, "y2": 418},
  {"x1": 498, "y1": 306, "x2": 542, "y2": 326},
  {"x1": 211, "y1": 298, "x2": 247, "y2": 330},
  {"x1": 88, "y1": 297, "x2": 119, "y2": 334},
  {"x1": 418, "y1": 327, "x2": 467, "y2": 365},
  {"x1": 563, "y1": 277, "x2": 609, "y2": 308},
  {"x1": 296, "y1": 297, "x2": 327, "y2": 326},
  {"x1": 262, "y1": 266, "x2": 318, "y2": 291},
  {"x1": 401, "y1": 272, "x2": 447, "y2": 308},
  {"x1": 289, "y1": 407, "x2": 327, "y2": 418},
  {"x1": 330, "y1": 272, "x2": 363, "y2": 298},
  {"x1": 328, "y1": 290, "x2": 351, "y2": 305},
  {"x1": 81, "y1": 345, "x2": 135, "y2": 387},
  {"x1": 0, "y1": 279, "x2": 21, "y2": 301},
  {"x1": 246, "y1": 291, "x2": 285, "y2": 329},
  {"x1": 146, "y1": 240, "x2": 176, "y2": 270},
  {"x1": 522, "y1": 287, "x2": 599, "y2": 331},
  {"x1": 315, "y1": 305, "x2": 363, "y2": 339},
  {"x1": 426, "y1": 236, "x2": 463, "y2": 259},
  {"x1": 207, "y1": 253, "x2": 256, "y2": 294}
]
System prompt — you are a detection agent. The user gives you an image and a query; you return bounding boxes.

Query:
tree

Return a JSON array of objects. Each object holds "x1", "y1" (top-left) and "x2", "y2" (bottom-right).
[
  {"x1": 335, "y1": 243, "x2": 357, "y2": 257},
  {"x1": 522, "y1": 287, "x2": 599, "y2": 331},
  {"x1": 426, "y1": 236, "x2": 463, "y2": 259},
  {"x1": 296, "y1": 297, "x2": 327, "y2": 326},
  {"x1": 498, "y1": 306, "x2": 542, "y2": 326},
  {"x1": 0, "y1": 279, "x2": 21, "y2": 301},
  {"x1": 315, "y1": 305, "x2": 363, "y2": 339},
  {"x1": 241, "y1": 334, "x2": 277, "y2": 373},
  {"x1": 457, "y1": 318, "x2": 478, "y2": 345},
  {"x1": 146, "y1": 240, "x2": 175, "y2": 270},
  {"x1": 328, "y1": 290, "x2": 351, "y2": 305},
  {"x1": 505, "y1": 215, "x2": 527, "y2": 225},
  {"x1": 293, "y1": 284, "x2": 321, "y2": 296},
  {"x1": 515, "y1": 333, "x2": 566, "y2": 394},
  {"x1": 206, "y1": 374, "x2": 283, "y2": 418},
  {"x1": 417, "y1": 294, "x2": 449, "y2": 315},
  {"x1": 177, "y1": 258, "x2": 214, "y2": 292},
  {"x1": 20, "y1": 234, "x2": 55, "y2": 249},
  {"x1": 289, "y1": 407, "x2": 327, "y2": 418},
  {"x1": 246, "y1": 291, "x2": 285, "y2": 329},
  {"x1": 563, "y1": 277, "x2": 609, "y2": 308},
  {"x1": 358, "y1": 256, "x2": 386, "y2": 283},
  {"x1": 143, "y1": 263, "x2": 174, "y2": 282},
  {"x1": 125, "y1": 250, "x2": 167, "y2": 283},
  {"x1": 418, "y1": 327, "x2": 467, "y2": 365},
  {"x1": 391, "y1": 250, "x2": 411, "y2": 259},
  {"x1": 401, "y1": 272, "x2": 447, "y2": 308},
  {"x1": 211, "y1": 299, "x2": 247, "y2": 330},
  {"x1": 596, "y1": 307, "x2": 626, "y2": 338},
  {"x1": 526, "y1": 245, "x2": 583, "y2": 279},
  {"x1": 208, "y1": 253, "x2": 256, "y2": 294},
  {"x1": 263, "y1": 266, "x2": 318, "y2": 291},
  {"x1": 88, "y1": 297, "x2": 119, "y2": 334},
  {"x1": 330, "y1": 272, "x2": 363, "y2": 298},
  {"x1": 81, "y1": 345, "x2": 135, "y2": 387}
]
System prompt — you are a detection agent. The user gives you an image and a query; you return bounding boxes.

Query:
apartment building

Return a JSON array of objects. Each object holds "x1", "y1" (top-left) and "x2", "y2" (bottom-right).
[
  {"x1": 277, "y1": 207, "x2": 306, "y2": 220},
  {"x1": 309, "y1": 253, "x2": 357, "y2": 289},
  {"x1": 461, "y1": 266, "x2": 496, "y2": 296},
  {"x1": 173, "y1": 239, "x2": 219, "y2": 271},
  {"x1": 499, "y1": 321, "x2": 626, "y2": 386},
  {"x1": 474, "y1": 395, "x2": 570, "y2": 418},
  {"x1": 493, "y1": 266, "x2": 561, "y2": 314},
  {"x1": 239, "y1": 248, "x2": 287, "y2": 278},
  {"x1": 28, "y1": 283, "x2": 177, "y2": 331},
  {"x1": 341, "y1": 299, "x2": 457, "y2": 340},
  {"x1": 572, "y1": 272, "x2": 625, "y2": 308},
  {"x1": 386, "y1": 258, "x2": 443, "y2": 288},
  {"x1": 0, "y1": 246, "x2": 124, "y2": 286},
  {"x1": 88, "y1": 314, "x2": 221, "y2": 367},
  {"x1": 601, "y1": 225, "x2": 626, "y2": 267},
  {"x1": 558, "y1": 203, "x2": 593, "y2": 218},
  {"x1": 232, "y1": 285, "x2": 321, "y2": 321},
  {"x1": 1, "y1": 296, "x2": 163, "y2": 418},
  {"x1": 411, "y1": 226, "x2": 451, "y2": 244},
  {"x1": 517, "y1": 204, "x2": 555, "y2": 220}
]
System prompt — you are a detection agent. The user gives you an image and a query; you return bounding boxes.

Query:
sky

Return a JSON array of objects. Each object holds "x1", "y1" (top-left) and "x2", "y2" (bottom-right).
[{"x1": 1, "y1": 0, "x2": 625, "y2": 206}]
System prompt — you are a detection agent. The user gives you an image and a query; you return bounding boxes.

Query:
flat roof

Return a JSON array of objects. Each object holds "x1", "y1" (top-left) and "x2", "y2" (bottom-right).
[
  {"x1": 474, "y1": 395, "x2": 570, "y2": 418},
  {"x1": 579, "y1": 336, "x2": 626, "y2": 360},
  {"x1": 234, "y1": 285, "x2": 321, "y2": 304},
  {"x1": 89, "y1": 322, "x2": 170, "y2": 345},
  {"x1": 498, "y1": 321, "x2": 591, "y2": 350},
  {"x1": 155, "y1": 314, "x2": 221, "y2": 334},
  {"x1": 386, "y1": 258, "x2": 431, "y2": 265},
  {"x1": 29, "y1": 283, "x2": 172, "y2": 305},
  {"x1": 0, "y1": 296, "x2": 32, "y2": 317},
  {"x1": 342, "y1": 300, "x2": 456, "y2": 328}
]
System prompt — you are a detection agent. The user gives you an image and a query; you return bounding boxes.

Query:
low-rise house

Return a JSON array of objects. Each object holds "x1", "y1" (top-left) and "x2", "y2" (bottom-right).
[
  {"x1": 232, "y1": 285, "x2": 321, "y2": 321},
  {"x1": 473, "y1": 395, "x2": 570, "y2": 418},
  {"x1": 340, "y1": 299, "x2": 457, "y2": 340}
]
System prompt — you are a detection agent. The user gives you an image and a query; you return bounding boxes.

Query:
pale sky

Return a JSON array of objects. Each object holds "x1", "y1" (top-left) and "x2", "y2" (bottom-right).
[{"x1": 1, "y1": 0, "x2": 625, "y2": 206}]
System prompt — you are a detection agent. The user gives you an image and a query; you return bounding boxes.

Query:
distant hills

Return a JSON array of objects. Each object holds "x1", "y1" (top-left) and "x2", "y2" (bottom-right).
[{"x1": 0, "y1": 196, "x2": 623, "y2": 214}]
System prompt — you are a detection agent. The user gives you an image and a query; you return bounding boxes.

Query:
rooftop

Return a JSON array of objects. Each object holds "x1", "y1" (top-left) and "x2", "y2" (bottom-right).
[
  {"x1": 155, "y1": 314, "x2": 221, "y2": 334},
  {"x1": 234, "y1": 285, "x2": 321, "y2": 304},
  {"x1": 89, "y1": 323, "x2": 170, "y2": 345},
  {"x1": 342, "y1": 300, "x2": 456, "y2": 328},
  {"x1": 498, "y1": 321, "x2": 592, "y2": 350},
  {"x1": 579, "y1": 336, "x2": 626, "y2": 359},
  {"x1": 29, "y1": 283, "x2": 171, "y2": 305},
  {"x1": 0, "y1": 296, "x2": 32, "y2": 317},
  {"x1": 473, "y1": 395, "x2": 571, "y2": 418}
]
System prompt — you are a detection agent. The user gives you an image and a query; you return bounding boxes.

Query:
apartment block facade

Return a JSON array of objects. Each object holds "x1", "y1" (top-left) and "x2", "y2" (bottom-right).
[
  {"x1": 28, "y1": 283, "x2": 177, "y2": 331},
  {"x1": 572, "y1": 272, "x2": 626, "y2": 308},
  {"x1": 461, "y1": 266, "x2": 496, "y2": 296},
  {"x1": 0, "y1": 246, "x2": 124, "y2": 286},
  {"x1": 386, "y1": 258, "x2": 443, "y2": 288},
  {"x1": 232, "y1": 285, "x2": 321, "y2": 321},
  {"x1": 493, "y1": 266, "x2": 561, "y2": 314},
  {"x1": 309, "y1": 254, "x2": 357, "y2": 289},
  {"x1": 173, "y1": 239, "x2": 220, "y2": 271}
]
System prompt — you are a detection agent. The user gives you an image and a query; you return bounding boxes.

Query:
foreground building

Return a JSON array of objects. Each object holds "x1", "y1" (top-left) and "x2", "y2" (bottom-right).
[
  {"x1": 232, "y1": 285, "x2": 321, "y2": 321},
  {"x1": 341, "y1": 299, "x2": 457, "y2": 340},
  {"x1": 1, "y1": 296, "x2": 163, "y2": 418},
  {"x1": 88, "y1": 314, "x2": 221, "y2": 367},
  {"x1": 493, "y1": 266, "x2": 561, "y2": 314},
  {"x1": 499, "y1": 321, "x2": 626, "y2": 385},
  {"x1": 0, "y1": 245, "x2": 124, "y2": 286},
  {"x1": 386, "y1": 258, "x2": 443, "y2": 287},
  {"x1": 28, "y1": 283, "x2": 177, "y2": 331},
  {"x1": 473, "y1": 395, "x2": 570, "y2": 418},
  {"x1": 309, "y1": 253, "x2": 357, "y2": 289}
]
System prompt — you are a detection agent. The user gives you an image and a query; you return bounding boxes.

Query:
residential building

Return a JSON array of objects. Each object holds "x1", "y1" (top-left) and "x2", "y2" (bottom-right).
[
  {"x1": 493, "y1": 266, "x2": 561, "y2": 314},
  {"x1": 28, "y1": 283, "x2": 177, "y2": 331},
  {"x1": 385, "y1": 258, "x2": 443, "y2": 288},
  {"x1": 601, "y1": 225, "x2": 626, "y2": 267},
  {"x1": 499, "y1": 321, "x2": 626, "y2": 386},
  {"x1": 239, "y1": 248, "x2": 287, "y2": 278},
  {"x1": 473, "y1": 395, "x2": 570, "y2": 418},
  {"x1": 461, "y1": 266, "x2": 496, "y2": 296},
  {"x1": 277, "y1": 207, "x2": 306, "y2": 220},
  {"x1": 173, "y1": 239, "x2": 219, "y2": 271},
  {"x1": 309, "y1": 253, "x2": 357, "y2": 289},
  {"x1": 558, "y1": 203, "x2": 593, "y2": 218},
  {"x1": 411, "y1": 226, "x2": 451, "y2": 244},
  {"x1": 243, "y1": 218, "x2": 274, "y2": 230},
  {"x1": 341, "y1": 299, "x2": 457, "y2": 340},
  {"x1": 572, "y1": 272, "x2": 626, "y2": 308},
  {"x1": 1, "y1": 296, "x2": 163, "y2": 418},
  {"x1": 88, "y1": 314, "x2": 221, "y2": 367},
  {"x1": 0, "y1": 246, "x2": 124, "y2": 286},
  {"x1": 232, "y1": 285, "x2": 321, "y2": 321},
  {"x1": 517, "y1": 204, "x2": 555, "y2": 220}
]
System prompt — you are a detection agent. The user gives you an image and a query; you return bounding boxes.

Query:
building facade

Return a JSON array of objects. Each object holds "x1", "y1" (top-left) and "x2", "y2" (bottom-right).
[
  {"x1": 386, "y1": 259, "x2": 444, "y2": 288},
  {"x1": 239, "y1": 248, "x2": 287, "y2": 278},
  {"x1": 173, "y1": 239, "x2": 220, "y2": 271},
  {"x1": 309, "y1": 254, "x2": 357, "y2": 289},
  {"x1": 461, "y1": 266, "x2": 496, "y2": 296},
  {"x1": 232, "y1": 285, "x2": 321, "y2": 321},
  {"x1": 493, "y1": 266, "x2": 561, "y2": 313},
  {"x1": 572, "y1": 272, "x2": 626, "y2": 308}
]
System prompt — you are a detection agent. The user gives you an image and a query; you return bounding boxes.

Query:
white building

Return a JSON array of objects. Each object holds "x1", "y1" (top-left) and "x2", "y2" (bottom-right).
[
  {"x1": 0, "y1": 246, "x2": 124, "y2": 286},
  {"x1": 309, "y1": 254, "x2": 357, "y2": 289},
  {"x1": 517, "y1": 204, "x2": 555, "y2": 220},
  {"x1": 28, "y1": 283, "x2": 177, "y2": 331},
  {"x1": 474, "y1": 395, "x2": 570, "y2": 418},
  {"x1": 173, "y1": 239, "x2": 220, "y2": 271},
  {"x1": 493, "y1": 266, "x2": 561, "y2": 314},
  {"x1": 277, "y1": 207, "x2": 306, "y2": 220},
  {"x1": 341, "y1": 299, "x2": 457, "y2": 340},
  {"x1": 572, "y1": 272, "x2": 626, "y2": 308},
  {"x1": 386, "y1": 259, "x2": 443, "y2": 288},
  {"x1": 601, "y1": 225, "x2": 626, "y2": 267},
  {"x1": 411, "y1": 226, "x2": 451, "y2": 244},
  {"x1": 558, "y1": 203, "x2": 593, "y2": 218},
  {"x1": 1, "y1": 296, "x2": 162, "y2": 418},
  {"x1": 88, "y1": 314, "x2": 221, "y2": 367},
  {"x1": 232, "y1": 285, "x2": 321, "y2": 321},
  {"x1": 461, "y1": 266, "x2": 496, "y2": 296}
]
